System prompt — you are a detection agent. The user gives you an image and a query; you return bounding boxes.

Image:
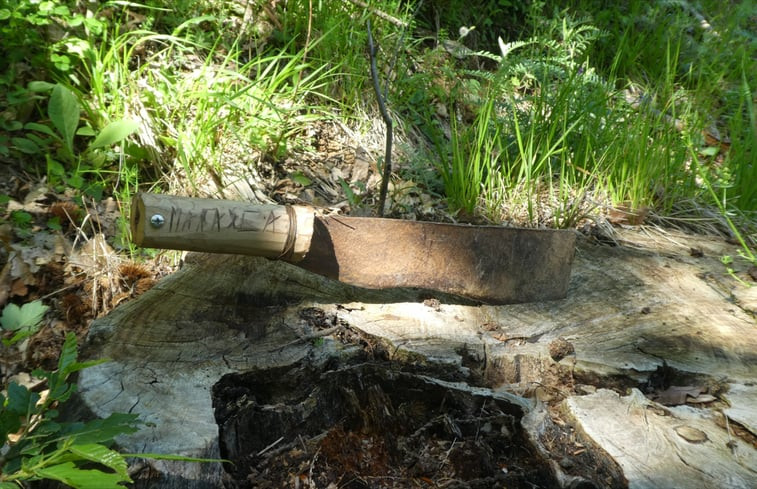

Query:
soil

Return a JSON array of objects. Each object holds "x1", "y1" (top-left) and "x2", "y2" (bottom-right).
[
  {"x1": 212, "y1": 357, "x2": 618, "y2": 489},
  {"x1": 210, "y1": 312, "x2": 625, "y2": 489}
]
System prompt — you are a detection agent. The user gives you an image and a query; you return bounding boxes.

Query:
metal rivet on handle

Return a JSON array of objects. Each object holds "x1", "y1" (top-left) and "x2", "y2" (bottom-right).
[{"x1": 150, "y1": 214, "x2": 165, "y2": 228}]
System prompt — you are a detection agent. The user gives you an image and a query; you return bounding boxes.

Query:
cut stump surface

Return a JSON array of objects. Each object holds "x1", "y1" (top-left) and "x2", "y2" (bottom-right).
[{"x1": 77, "y1": 228, "x2": 757, "y2": 488}]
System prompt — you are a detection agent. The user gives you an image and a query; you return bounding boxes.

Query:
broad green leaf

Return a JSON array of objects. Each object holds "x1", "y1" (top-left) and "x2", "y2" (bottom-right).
[
  {"x1": 35, "y1": 462, "x2": 130, "y2": 489},
  {"x1": 27, "y1": 81, "x2": 56, "y2": 92},
  {"x1": 49, "y1": 84, "x2": 80, "y2": 154},
  {"x1": 67, "y1": 413, "x2": 140, "y2": 444},
  {"x1": 4, "y1": 382, "x2": 40, "y2": 417},
  {"x1": 52, "y1": 5, "x2": 71, "y2": 17},
  {"x1": 47, "y1": 217, "x2": 62, "y2": 231},
  {"x1": 57, "y1": 332, "x2": 79, "y2": 375},
  {"x1": 4, "y1": 328, "x2": 36, "y2": 346},
  {"x1": 88, "y1": 120, "x2": 139, "y2": 150},
  {"x1": 0, "y1": 9, "x2": 11, "y2": 21},
  {"x1": 25, "y1": 133, "x2": 51, "y2": 148},
  {"x1": 1, "y1": 301, "x2": 49, "y2": 332},
  {"x1": 1, "y1": 482, "x2": 19, "y2": 489},
  {"x1": 48, "y1": 382, "x2": 76, "y2": 403},
  {"x1": 291, "y1": 171, "x2": 312, "y2": 186},
  {"x1": 47, "y1": 159, "x2": 66, "y2": 176},
  {"x1": 76, "y1": 126, "x2": 96, "y2": 137},
  {"x1": 10, "y1": 211, "x2": 33, "y2": 228},
  {"x1": 83, "y1": 183, "x2": 104, "y2": 201},
  {"x1": 25, "y1": 122, "x2": 58, "y2": 138},
  {"x1": 2, "y1": 120, "x2": 22, "y2": 131},
  {"x1": 39, "y1": 2, "x2": 55, "y2": 13},
  {"x1": 69, "y1": 443, "x2": 129, "y2": 478},
  {"x1": 66, "y1": 174, "x2": 84, "y2": 189},
  {"x1": 11, "y1": 137, "x2": 40, "y2": 154},
  {"x1": 1, "y1": 404, "x2": 23, "y2": 439}
]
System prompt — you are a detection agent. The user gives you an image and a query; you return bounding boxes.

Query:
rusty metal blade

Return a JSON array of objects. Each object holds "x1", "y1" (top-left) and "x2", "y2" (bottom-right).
[{"x1": 297, "y1": 216, "x2": 575, "y2": 304}]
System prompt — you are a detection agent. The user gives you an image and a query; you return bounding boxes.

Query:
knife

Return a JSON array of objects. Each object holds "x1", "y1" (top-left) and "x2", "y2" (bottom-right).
[{"x1": 130, "y1": 193, "x2": 575, "y2": 304}]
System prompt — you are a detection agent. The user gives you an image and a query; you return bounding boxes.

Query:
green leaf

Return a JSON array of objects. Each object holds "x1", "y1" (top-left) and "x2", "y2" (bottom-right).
[
  {"x1": 69, "y1": 443, "x2": 130, "y2": 478},
  {"x1": 10, "y1": 210, "x2": 33, "y2": 228},
  {"x1": 2, "y1": 120, "x2": 23, "y2": 131},
  {"x1": 0, "y1": 411, "x2": 21, "y2": 442},
  {"x1": 1, "y1": 300, "x2": 49, "y2": 332},
  {"x1": 290, "y1": 171, "x2": 312, "y2": 186},
  {"x1": 122, "y1": 452, "x2": 230, "y2": 463},
  {"x1": 27, "y1": 81, "x2": 56, "y2": 92},
  {"x1": 338, "y1": 178, "x2": 357, "y2": 206},
  {"x1": 34, "y1": 462, "x2": 130, "y2": 489},
  {"x1": 47, "y1": 216, "x2": 62, "y2": 231},
  {"x1": 66, "y1": 174, "x2": 84, "y2": 189},
  {"x1": 47, "y1": 159, "x2": 66, "y2": 177},
  {"x1": 76, "y1": 126, "x2": 96, "y2": 137},
  {"x1": 11, "y1": 137, "x2": 40, "y2": 154},
  {"x1": 57, "y1": 332, "x2": 79, "y2": 374},
  {"x1": 39, "y1": 2, "x2": 55, "y2": 13},
  {"x1": 83, "y1": 183, "x2": 104, "y2": 201},
  {"x1": 66, "y1": 413, "x2": 140, "y2": 444},
  {"x1": 25, "y1": 122, "x2": 58, "y2": 138},
  {"x1": 4, "y1": 381, "x2": 40, "y2": 416},
  {"x1": 88, "y1": 120, "x2": 139, "y2": 150},
  {"x1": 49, "y1": 84, "x2": 80, "y2": 154},
  {"x1": 52, "y1": 5, "x2": 71, "y2": 17}
]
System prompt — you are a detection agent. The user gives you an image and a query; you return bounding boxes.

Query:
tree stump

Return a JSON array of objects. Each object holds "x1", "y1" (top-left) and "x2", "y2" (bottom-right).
[{"x1": 77, "y1": 228, "x2": 757, "y2": 488}]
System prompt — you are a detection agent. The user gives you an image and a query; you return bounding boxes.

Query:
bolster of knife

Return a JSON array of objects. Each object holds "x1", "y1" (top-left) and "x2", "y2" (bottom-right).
[{"x1": 130, "y1": 193, "x2": 315, "y2": 262}]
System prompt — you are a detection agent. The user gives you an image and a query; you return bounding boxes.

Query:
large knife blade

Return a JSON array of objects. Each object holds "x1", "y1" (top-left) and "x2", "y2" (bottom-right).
[{"x1": 130, "y1": 193, "x2": 575, "y2": 304}]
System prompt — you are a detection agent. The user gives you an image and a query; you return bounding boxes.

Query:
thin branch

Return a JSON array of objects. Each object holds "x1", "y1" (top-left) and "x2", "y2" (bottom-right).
[{"x1": 367, "y1": 19, "x2": 393, "y2": 217}]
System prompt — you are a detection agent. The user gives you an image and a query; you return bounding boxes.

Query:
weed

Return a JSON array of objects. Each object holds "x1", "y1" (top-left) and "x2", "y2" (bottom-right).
[
  {"x1": 0, "y1": 300, "x2": 48, "y2": 346},
  {"x1": 0, "y1": 330, "x2": 224, "y2": 488},
  {"x1": 0, "y1": 332, "x2": 138, "y2": 488}
]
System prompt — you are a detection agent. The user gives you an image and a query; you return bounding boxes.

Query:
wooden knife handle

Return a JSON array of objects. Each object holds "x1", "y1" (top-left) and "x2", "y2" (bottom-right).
[{"x1": 130, "y1": 193, "x2": 315, "y2": 262}]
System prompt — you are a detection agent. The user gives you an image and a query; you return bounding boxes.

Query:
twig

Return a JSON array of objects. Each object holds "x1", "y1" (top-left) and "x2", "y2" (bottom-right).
[
  {"x1": 343, "y1": 0, "x2": 408, "y2": 27},
  {"x1": 256, "y1": 436, "x2": 284, "y2": 456},
  {"x1": 367, "y1": 19, "x2": 393, "y2": 217}
]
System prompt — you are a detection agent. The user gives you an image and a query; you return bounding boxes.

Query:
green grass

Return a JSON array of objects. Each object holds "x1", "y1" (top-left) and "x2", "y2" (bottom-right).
[
  {"x1": 401, "y1": 0, "x2": 755, "y2": 241},
  {"x1": 0, "y1": 0, "x2": 754, "y2": 239}
]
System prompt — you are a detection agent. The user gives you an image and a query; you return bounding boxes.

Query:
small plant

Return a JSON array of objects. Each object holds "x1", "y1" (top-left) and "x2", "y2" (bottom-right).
[
  {"x1": 1, "y1": 332, "x2": 140, "y2": 488},
  {"x1": 1, "y1": 300, "x2": 49, "y2": 346},
  {"x1": 13, "y1": 82, "x2": 137, "y2": 195},
  {"x1": 436, "y1": 95, "x2": 501, "y2": 218},
  {"x1": 0, "y1": 332, "x2": 224, "y2": 488}
]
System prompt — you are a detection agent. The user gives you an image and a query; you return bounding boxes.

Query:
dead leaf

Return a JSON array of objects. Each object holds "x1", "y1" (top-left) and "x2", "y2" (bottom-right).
[
  {"x1": 6, "y1": 250, "x2": 36, "y2": 292},
  {"x1": 0, "y1": 262, "x2": 11, "y2": 306},
  {"x1": 653, "y1": 385, "x2": 703, "y2": 406},
  {"x1": 67, "y1": 233, "x2": 117, "y2": 271},
  {"x1": 10, "y1": 278, "x2": 29, "y2": 298},
  {"x1": 686, "y1": 394, "x2": 717, "y2": 404},
  {"x1": 607, "y1": 203, "x2": 649, "y2": 226}
]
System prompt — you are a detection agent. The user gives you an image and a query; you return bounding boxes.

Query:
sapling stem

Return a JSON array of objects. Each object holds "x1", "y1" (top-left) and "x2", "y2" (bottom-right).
[{"x1": 367, "y1": 19, "x2": 393, "y2": 217}]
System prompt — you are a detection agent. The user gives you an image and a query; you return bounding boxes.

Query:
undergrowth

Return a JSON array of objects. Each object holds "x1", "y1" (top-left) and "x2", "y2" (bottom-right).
[{"x1": 0, "y1": 0, "x2": 755, "y2": 482}]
